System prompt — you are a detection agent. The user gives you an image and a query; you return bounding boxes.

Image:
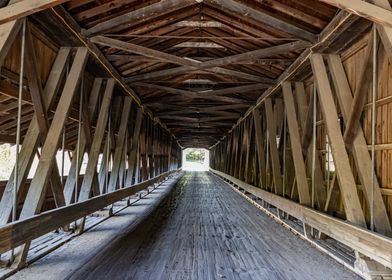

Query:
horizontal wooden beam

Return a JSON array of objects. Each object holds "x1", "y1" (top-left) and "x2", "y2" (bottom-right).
[
  {"x1": 108, "y1": 55, "x2": 294, "y2": 66},
  {"x1": 210, "y1": 169, "x2": 392, "y2": 270},
  {"x1": 174, "y1": 20, "x2": 223, "y2": 27},
  {"x1": 166, "y1": 122, "x2": 233, "y2": 127},
  {"x1": 90, "y1": 35, "x2": 199, "y2": 68},
  {"x1": 155, "y1": 109, "x2": 241, "y2": 117},
  {"x1": 136, "y1": 83, "x2": 252, "y2": 104},
  {"x1": 147, "y1": 103, "x2": 249, "y2": 111},
  {"x1": 201, "y1": 83, "x2": 270, "y2": 95},
  {"x1": 95, "y1": 36, "x2": 279, "y2": 83},
  {"x1": 193, "y1": 41, "x2": 310, "y2": 70},
  {"x1": 135, "y1": 82, "x2": 269, "y2": 95},
  {"x1": 124, "y1": 41, "x2": 307, "y2": 83},
  {"x1": 0, "y1": 134, "x2": 16, "y2": 143},
  {"x1": 173, "y1": 42, "x2": 225, "y2": 48},
  {"x1": 317, "y1": 0, "x2": 392, "y2": 28},
  {"x1": 159, "y1": 115, "x2": 238, "y2": 123},
  {"x1": 181, "y1": 79, "x2": 216, "y2": 84},
  {"x1": 0, "y1": 0, "x2": 70, "y2": 25},
  {"x1": 83, "y1": 0, "x2": 195, "y2": 36},
  {"x1": 0, "y1": 170, "x2": 179, "y2": 254}
]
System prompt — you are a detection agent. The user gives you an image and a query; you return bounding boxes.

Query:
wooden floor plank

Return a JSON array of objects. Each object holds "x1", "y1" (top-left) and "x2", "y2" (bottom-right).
[{"x1": 33, "y1": 172, "x2": 360, "y2": 280}]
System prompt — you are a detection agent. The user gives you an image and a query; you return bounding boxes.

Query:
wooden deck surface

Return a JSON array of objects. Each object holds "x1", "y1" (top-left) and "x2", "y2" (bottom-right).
[{"x1": 64, "y1": 172, "x2": 360, "y2": 280}]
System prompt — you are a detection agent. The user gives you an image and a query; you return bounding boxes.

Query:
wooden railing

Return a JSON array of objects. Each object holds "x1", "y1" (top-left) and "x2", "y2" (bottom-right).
[
  {"x1": 210, "y1": 169, "x2": 392, "y2": 269},
  {"x1": 0, "y1": 170, "x2": 179, "y2": 254}
]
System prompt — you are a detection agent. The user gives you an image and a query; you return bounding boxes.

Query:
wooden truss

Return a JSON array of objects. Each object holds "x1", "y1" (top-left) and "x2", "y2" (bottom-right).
[
  {"x1": 211, "y1": 46, "x2": 392, "y2": 229},
  {"x1": 0, "y1": 16, "x2": 181, "y2": 268}
]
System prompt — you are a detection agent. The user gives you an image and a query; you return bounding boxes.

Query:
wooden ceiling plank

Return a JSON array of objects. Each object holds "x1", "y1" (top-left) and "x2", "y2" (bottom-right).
[
  {"x1": 174, "y1": 20, "x2": 223, "y2": 27},
  {"x1": 203, "y1": 6, "x2": 282, "y2": 42},
  {"x1": 206, "y1": 0, "x2": 317, "y2": 42},
  {"x1": 254, "y1": 0, "x2": 327, "y2": 29},
  {"x1": 115, "y1": 5, "x2": 199, "y2": 36},
  {"x1": 173, "y1": 41, "x2": 225, "y2": 48},
  {"x1": 83, "y1": 0, "x2": 196, "y2": 36},
  {"x1": 74, "y1": 0, "x2": 139, "y2": 22},
  {"x1": 65, "y1": 0, "x2": 95, "y2": 11},
  {"x1": 155, "y1": 109, "x2": 241, "y2": 117}
]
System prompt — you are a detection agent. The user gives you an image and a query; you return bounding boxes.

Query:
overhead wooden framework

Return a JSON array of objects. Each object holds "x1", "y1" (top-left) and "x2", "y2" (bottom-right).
[
  {"x1": 60, "y1": 0, "x2": 335, "y2": 147},
  {"x1": 0, "y1": 0, "x2": 392, "y2": 278}
]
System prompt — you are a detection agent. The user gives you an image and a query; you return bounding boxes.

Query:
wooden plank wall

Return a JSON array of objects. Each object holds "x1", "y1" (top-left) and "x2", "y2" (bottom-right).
[
  {"x1": 343, "y1": 33, "x2": 392, "y2": 217},
  {"x1": 210, "y1": 30, "x2": 392, "y2": 231},
  {"x1": 304, "y1": 31, "x2": 392, "y2": 220},
  {"x1": 2, "y1": 26, "x2": 57, "y2": 86}
]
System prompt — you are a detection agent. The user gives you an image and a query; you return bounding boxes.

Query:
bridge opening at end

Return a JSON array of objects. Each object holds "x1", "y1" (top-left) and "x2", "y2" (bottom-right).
[{"x1": 182, "y1": 148, "x2": 210, "y2": 171}]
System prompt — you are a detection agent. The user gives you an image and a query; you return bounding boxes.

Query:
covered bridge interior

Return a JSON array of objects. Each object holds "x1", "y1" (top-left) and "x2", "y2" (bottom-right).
[{"x1": 0, "y1": 0, "x2": 392, "y2": 279}]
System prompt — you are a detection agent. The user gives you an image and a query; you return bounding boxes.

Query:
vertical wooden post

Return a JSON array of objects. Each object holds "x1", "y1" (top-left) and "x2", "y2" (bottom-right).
[
  {"x1": 265, "y1": 98, "x2": 283, "y2": 195},
  {"x1": 147, "y1": 119, "x2": 154, "y2": 178},
  {"x1": 126, "y1": 108, "x2": 143, "y2": 186},
  {"x1": 244, "y1": 118, "x2": 254, "y2": 184},
  {"x1": 294, "y1": 82, "x2": 326, "y2": 208},
  {"x1": 282, "y1": 82, "x2": 311, "y2": 205},
  {"x1": 225, "y1": 134, "x2": 232, "y2": 174},
  {"x1": 167, "y1": 137, "x2": 172, "y2": 171},
  {"x1": 253, "y1": 108, "x2": 267, "y2": 188},
  {"x1": 140, "y1": 117, "x2": 149, "y2": 180},
  {"x1": 107, "y1": 98, "x2": 132, "y2": 192},
  {"x1": 79, "y1": 79, "x2": 115, "y2": 201},
  {"x1": 63, "y1": 78, "x2": 103, "y2": 204}
]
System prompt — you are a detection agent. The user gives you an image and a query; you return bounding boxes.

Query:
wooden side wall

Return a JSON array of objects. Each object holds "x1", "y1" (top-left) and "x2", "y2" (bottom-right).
[
  {"x1": 210, "y1": 30, "x2": 392, "y2": 232},
  {"x1": 0, "y1": 21, "x2": 182, "y2": 222}
]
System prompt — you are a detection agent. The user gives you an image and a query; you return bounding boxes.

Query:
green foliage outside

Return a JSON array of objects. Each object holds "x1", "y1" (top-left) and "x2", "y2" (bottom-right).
[{"x1": 185, "y1": 149, "x2": 205, "y2": 162}]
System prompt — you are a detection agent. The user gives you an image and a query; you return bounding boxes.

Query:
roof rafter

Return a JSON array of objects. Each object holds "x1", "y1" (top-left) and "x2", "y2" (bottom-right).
[
  {"x1": 114, "y1": 40, "x2": 309, "y2": 82},
  {"x1": 206, "y1": 0, "x2": 317, "y2": 42},
  {"x1": 317, "y1": 0, "x2": 392, "y2": 28},
  {"x1": 136, "y1": 83, "x2": 253, "y2": 104}
]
